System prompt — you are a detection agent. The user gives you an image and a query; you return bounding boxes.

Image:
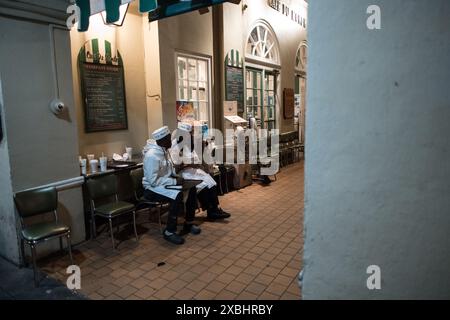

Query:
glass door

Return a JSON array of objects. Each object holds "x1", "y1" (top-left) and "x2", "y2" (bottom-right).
[
  {"x1": 246, "y1": 68, "x2": 262, "y2": 126},
  {"x1": 245, "y1": 68, "x2": 277, "y2": 130},
  {"x1": 264, "y1": 72, "x2": 276, "y2": 131}
]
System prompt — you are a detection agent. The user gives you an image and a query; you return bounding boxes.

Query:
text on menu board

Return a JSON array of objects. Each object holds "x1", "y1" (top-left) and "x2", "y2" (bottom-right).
[
  {"x1": 81, "y1": 63, "x2": 128, "y2": 133},
  {"x1": 225, "y1": 66, "x2": 244, "y2": 114}
]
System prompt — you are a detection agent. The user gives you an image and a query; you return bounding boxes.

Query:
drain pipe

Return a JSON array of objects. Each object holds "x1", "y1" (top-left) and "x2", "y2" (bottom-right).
[{"x1": 48, "y1": 24, "x2": 68, "y2": 115}]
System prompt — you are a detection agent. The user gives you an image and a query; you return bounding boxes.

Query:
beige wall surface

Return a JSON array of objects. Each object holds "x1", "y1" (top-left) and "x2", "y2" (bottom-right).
[
  {"x1": 143, "y1": 20, "x2": 164, "y2": 139},
  {"x1": 224, "y1": 0, "x2": 307, "y2": 133},
  {"x1": 157, "y1": 10, "x2": 214, "y2": 132},
  {"x1": 71, "y1": 10, "x2": 149, "y2": 158},
  {"x1": 0, "y1": 15, "x2": 85, "y2": 262}
]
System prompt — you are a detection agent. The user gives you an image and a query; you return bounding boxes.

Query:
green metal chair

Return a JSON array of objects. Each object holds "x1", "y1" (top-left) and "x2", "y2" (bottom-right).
[
  {"x1": 14, "y1": 186, "x2": 73, "y2": 287},
  {"x1": 130, "y1": 168, "x2": 166, "y2": 233},
  {"x1": 86, "y1": 174, "x2": 138, "y2": 250}
]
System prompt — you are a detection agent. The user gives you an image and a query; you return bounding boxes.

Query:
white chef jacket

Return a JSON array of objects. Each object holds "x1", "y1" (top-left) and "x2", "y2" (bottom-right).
[
  {"x1": 170, "y1": 139, "x2": 217, "y2": 192},
  {"x1": 142, "y1": 140, "x2": 181, "y2": 200}
]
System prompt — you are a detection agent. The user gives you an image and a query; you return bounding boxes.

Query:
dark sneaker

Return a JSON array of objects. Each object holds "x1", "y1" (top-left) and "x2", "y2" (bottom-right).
[
  {"x1": 218, "y1": 208, "x2": 231, "y2": 219},
  {"x1": 181, "y1": 224, "x2": 202, "y2": 235},
  {"x1": 262, "y1": 176, "x2": 272, "y2": 185},
  {"x1": 163, "y1": 232, "x2": 185, "y2": 245},
  {"x1": 207, "y1": 211, "x2": 228, "y2": 221}
]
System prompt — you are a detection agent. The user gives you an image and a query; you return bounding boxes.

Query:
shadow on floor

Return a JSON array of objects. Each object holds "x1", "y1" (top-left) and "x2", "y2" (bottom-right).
[{"x1": 0, "y1": 256, "x2": 87, "y2": 300}]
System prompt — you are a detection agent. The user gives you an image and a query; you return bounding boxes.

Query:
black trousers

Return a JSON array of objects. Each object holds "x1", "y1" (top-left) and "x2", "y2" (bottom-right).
[
  {"x1": 144, "y1": 187, "x2": 197, "y2": 233},
  {"x1": 197, "y1": 186, "x2": 220, "y2": 213}
]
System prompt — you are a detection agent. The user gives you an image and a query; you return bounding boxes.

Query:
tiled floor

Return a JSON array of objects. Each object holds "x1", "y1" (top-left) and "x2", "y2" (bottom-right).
[{"x1": 41, "y1": 161, "x2": 304, "y2": 300}]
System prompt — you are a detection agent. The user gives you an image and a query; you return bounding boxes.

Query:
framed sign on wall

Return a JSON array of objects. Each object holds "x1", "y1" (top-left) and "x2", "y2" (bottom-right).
[
  {"x1": 283, "y1": 88, "x2": 295, "y2": 119},
  {"x1": 225, "y1": 49, "x2": 245, "y2": 114},
  {"x1": 78, "y1": 39, "x2": 128, "y2": 133}
]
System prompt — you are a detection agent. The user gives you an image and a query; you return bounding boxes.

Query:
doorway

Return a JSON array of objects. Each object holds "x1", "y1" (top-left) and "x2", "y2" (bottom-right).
[{"x1": 245, "y1": 67, "x2": 277, "y2": 131}]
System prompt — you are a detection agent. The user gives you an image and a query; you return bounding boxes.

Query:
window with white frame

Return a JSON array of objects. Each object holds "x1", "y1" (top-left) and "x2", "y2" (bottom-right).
[
  {"x1": 245, "y1": 21, "x2": 280, "y2": 130},
  {"x1": 176, "y1": 53, "x2": 211, "y2": 123},
  {"x1": 295, "y1": 41, "x2": 308, "y2": 72},
  {"x1": 246, "y1": 22, "x2": 280, "y2": 66}
]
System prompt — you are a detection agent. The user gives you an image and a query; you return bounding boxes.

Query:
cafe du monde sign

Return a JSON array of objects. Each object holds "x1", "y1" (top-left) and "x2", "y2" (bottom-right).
[{"x1": 268, "y1": 0, "x2": 307, "y2": 29}]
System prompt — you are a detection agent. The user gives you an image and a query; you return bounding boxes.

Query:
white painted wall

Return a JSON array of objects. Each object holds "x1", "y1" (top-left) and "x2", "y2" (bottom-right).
[{"x1": 303, "y1": 0, "x2": 450, "y2": 299}]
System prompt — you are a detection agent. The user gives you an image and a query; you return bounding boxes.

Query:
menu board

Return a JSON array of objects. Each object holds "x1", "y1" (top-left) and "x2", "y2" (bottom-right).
[
  {"x1": 283, "y1": 88, "x2": 295, "y2": 119},
  {"x1": 80, "y1": 63, "x2": 128, "y2": 133},
  {"x1": 225, "y1": 66, "x2": 244, "y2": 114}
]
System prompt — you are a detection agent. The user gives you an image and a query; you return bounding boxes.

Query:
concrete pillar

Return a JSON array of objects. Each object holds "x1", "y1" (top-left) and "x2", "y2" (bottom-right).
[{"x1": 303, "y1": 0, "x2": 450, "y2": 299}]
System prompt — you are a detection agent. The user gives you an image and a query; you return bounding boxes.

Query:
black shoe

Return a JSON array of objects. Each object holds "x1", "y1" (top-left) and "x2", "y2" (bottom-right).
[
  {"x1": 163, "y1": 231, "x2": 185, "y2": 245},
  {"x1": 207, "y1": 210, "x2": 229, "y2": 221},
  {"x1": 218, "y1": 208, "x2": 231, "y2": 219},
  {"x1": 181, "y1": 223, "x2": 202, "y2": 236},
  {"x1": 262, "y1": 176, "x2": 272, "y2": 185}
]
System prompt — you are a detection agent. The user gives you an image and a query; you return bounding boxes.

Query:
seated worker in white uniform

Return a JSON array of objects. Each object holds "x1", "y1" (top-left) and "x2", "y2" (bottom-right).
[
  {"x1": 142, "y1": 126, "x2": 201, "y2": 245},
  {"x1": 170, "y1": 122, "x2": 231, "y2": 221}
]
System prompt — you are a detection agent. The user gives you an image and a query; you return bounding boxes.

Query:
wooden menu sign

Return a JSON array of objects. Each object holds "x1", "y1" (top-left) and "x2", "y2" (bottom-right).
[
  {"x1": 80, "y1": 63, "x2": 128, "y2": 133},
  {"x1": 283, "y1": 88, "x2": 295, "y2": 119}
]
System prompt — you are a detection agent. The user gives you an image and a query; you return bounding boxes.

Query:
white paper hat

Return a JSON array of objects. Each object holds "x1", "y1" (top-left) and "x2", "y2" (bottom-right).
[
  {"x1": 178, "y1": 122, "x2": 193, "y2": 133},
  {"x1": 152, "y1": 126, "x2": 170, "y2": 141}
]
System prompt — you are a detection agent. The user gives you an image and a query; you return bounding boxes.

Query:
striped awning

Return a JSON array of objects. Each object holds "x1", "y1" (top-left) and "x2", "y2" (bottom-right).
[{"x1": 76, "y1": 0, "x2": 236, "y2": 32}]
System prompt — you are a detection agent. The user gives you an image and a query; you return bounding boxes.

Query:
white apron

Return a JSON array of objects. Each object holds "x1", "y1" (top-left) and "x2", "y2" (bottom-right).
[
  {"x1": 142, "y1": 141, "x2": 181, "y2": 200},
  {"x1": 170, "y1": 139, "x2": 217, "y2": 192}
]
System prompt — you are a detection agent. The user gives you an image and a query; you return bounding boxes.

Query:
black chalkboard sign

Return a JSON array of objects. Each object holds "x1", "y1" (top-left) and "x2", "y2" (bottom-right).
[
  {"x1": 80, "y1": 63, "x2": 128, "y2": 133},
  {"x1": 225, "y1": 65, "x2": 244, "y2": 114}
]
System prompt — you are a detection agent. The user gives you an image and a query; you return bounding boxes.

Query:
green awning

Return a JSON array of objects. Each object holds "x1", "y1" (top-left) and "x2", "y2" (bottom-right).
[{"x1": 76, "y1": 0, "x2": 237, "y2": 32}]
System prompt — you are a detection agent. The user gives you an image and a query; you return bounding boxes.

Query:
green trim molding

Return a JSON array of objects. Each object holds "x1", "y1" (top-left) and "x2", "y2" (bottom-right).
[{"x1": 76, "y1": 0, "x2": 239, "y2": 32}]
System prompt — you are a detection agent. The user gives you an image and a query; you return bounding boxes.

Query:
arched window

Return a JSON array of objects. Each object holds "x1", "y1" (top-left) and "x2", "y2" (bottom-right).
[
  {"x1": 246, "y1": 21, "x2": 280, "y2": 66},
  {"x1": 295, "y1": 41, "x2": 308, "y2": 72}
]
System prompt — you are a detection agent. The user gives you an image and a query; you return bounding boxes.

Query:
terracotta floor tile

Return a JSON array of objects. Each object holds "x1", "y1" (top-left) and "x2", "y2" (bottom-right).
[
  {"x1": 215, "y1": 290, "x2": 237, "y2": 300},
  {"x1": 148, "y1": 278, "x2": 169, "y2": 290},
  {"x1": 245, "y1": 282, "x2": 267, "y2": 296},
  {"x1": 135, "y1": 286, "x2": 156, "y2": 299},
  {"x1": 187, "y1": 280, "x2": 208, "y2": 293},
  {"x1": 273, "y1": 274, "x2": 295, "y2": 287},
  {"x1": 254, "y1": 273, "x2": 275, "y2": 286},
  {"x1": 225, "y1": 281, "x2": 247, "y2": 295},
  {"x1": 166, "y1": 278, "x2": 188, "y2": 291},
  {"x1": 153, "y1": 287, "x2": 176, "y2": 300},
  {"x1": 173, "y1": 287, "x2": 197, "y2": 300},
  {"x1": 236, "y1": 291, "x2": 259, "y2": 300},
  {"x1": 205, "y1": 281, "x2": 228, "y2": 294},
  {"x1": 40, "y1": 162, "x2": 304, "y2": 300},
  {"x1": 257, "y1": 291, "x2": 280, "y2": 300},
  {"x1": 215, "y1": 273, "x2": 235, "y2": 285},
  {"x1": 130, "y1": 277, "x2": 150, "y2": 290},
  {"x1": 261, "y1": 266, "x2": 282, "y2": 277},
  {"x1": 96, "y1": 283, "x2": 120, "y2": 297},
  {"x1": 195, "y1": 289, "x2": 217, "y2": 300},
  {"x1": 115, "y1": 285, "x2": 138, "y2": 299},
  {"x1": 235, "y1": 273, "x2": 256, "y2": 285},
  {"x1": 226, "y1": 265, "x2": 244, "y2": 276},
  {"x1": 265, "y1": 282, "x2": 288, "y2": 296}
]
